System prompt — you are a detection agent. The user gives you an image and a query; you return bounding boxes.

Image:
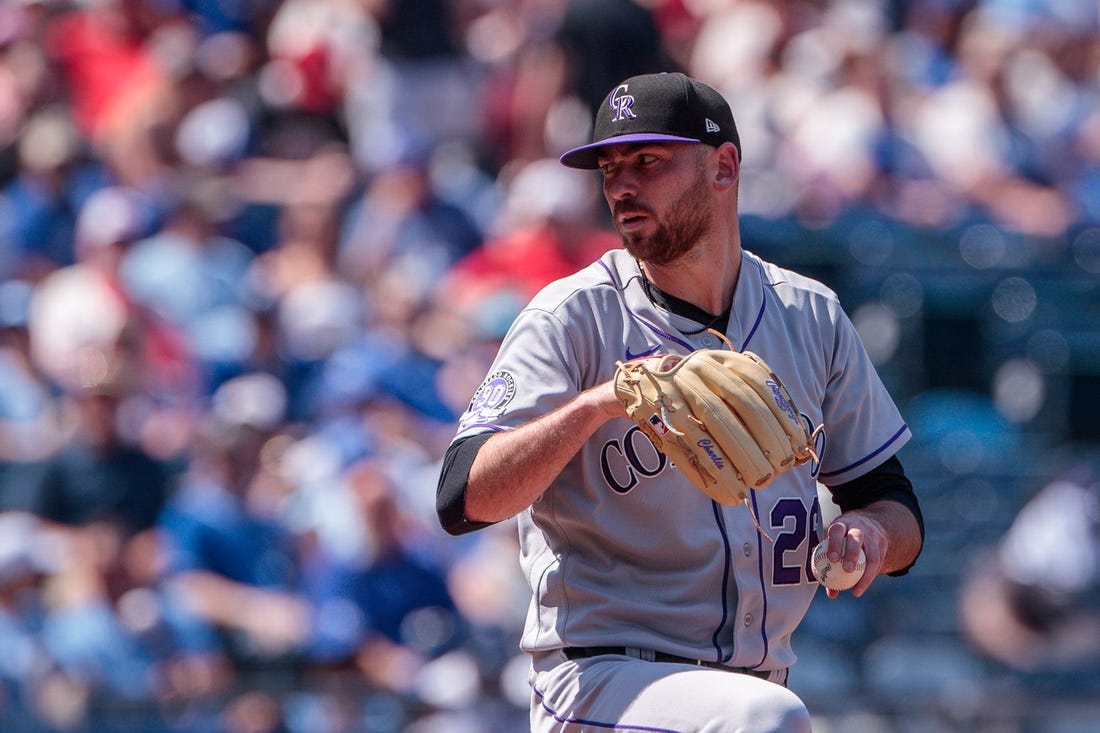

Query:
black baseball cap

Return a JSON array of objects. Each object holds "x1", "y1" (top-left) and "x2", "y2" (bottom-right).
[{"x1": 559, "y1": 72, "x2": 741, "y2": 170}]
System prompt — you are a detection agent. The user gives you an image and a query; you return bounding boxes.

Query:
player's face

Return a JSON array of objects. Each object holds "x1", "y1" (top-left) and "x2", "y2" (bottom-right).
[{"x1": 598, "y1": 143, "x2": 715, "y2": 266}]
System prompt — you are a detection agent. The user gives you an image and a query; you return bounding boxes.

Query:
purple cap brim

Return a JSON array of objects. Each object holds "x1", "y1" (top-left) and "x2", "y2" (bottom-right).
[{"x1": 559, "y1": 133, "x2": 702, "y2": 169}]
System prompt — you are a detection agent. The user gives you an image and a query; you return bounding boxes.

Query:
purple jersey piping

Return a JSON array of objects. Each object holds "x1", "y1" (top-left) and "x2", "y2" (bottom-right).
[
  {"x1": 738, "y1": 259, "x2": 770, "y2": 667},
  {"x1": 748, "y1": 490, "x2": 771, "y2": 669},
  {"x1": 456, "y1": 423, "x2": 505, "y2": 434},
  {"x1": 534, "y1": 687, "x2": 684, "y2": 732},
  {"x1": 818, "y1": 425, "x2": 909, "y2": 479},
  {"x1": 599, "y1": 260, "x2": 696, "y2": 351},
  {"x1": 709, "y1": 501, "x2": 734, "y2": 663},
  {"x1": 739, "y1": 260, "x2": 768, "y2": 352}
]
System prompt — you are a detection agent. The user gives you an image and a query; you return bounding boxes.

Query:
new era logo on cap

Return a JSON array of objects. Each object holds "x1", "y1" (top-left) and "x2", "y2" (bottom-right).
[{"x1": 560, "y1": 72, "x2": 741, "y2": 169}]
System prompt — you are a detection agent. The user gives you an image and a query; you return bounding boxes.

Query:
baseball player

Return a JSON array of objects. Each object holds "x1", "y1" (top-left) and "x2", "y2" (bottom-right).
[{"x1": 437, "y1": 72, "x2": 924, "y2": 732}]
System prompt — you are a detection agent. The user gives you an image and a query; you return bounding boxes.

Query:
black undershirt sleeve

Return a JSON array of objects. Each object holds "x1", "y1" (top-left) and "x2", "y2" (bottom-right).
[
  {"x1": 436, "y1": 432, "x2": 496, "y2": 536},
  {"x1": 826, "y1": 454, "x2": 924, "y2": 576}
]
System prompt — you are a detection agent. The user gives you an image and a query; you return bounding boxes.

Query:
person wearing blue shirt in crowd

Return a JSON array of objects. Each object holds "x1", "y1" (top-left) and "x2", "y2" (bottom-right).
[{"x1": 304, "y1": 458, "x2": 463, "y2": 691}]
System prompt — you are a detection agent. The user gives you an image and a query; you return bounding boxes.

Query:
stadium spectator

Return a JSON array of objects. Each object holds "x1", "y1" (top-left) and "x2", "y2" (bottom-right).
[{"x1": 0, "y1": 0, "x2": 1096, "y2": 729}]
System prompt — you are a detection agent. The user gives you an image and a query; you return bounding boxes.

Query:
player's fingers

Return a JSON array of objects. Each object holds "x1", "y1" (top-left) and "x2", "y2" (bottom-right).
[
  {"x1": 851, "y1": 559, "x2": 878, "y2": 598},
  {"x1": 842, "y1": 527, "x2": 864, "y2": 572},
  {"x1": 851, "y1": 536, "x2": 886, "y2": 598},
  {"x1": 825, "y1": 522, "x2": 848, "y2": 561}
]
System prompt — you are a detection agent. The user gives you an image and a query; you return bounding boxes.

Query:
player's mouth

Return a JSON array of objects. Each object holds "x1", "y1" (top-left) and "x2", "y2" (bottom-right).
[{"x1": 616, "y1": 208, "x2": 650, "y2": 231}]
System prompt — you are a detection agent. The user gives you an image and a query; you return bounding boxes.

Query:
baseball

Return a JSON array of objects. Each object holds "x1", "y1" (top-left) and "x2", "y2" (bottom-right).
[{"x1": 811, "y1": 542, "x2": 866, "y2": 592}]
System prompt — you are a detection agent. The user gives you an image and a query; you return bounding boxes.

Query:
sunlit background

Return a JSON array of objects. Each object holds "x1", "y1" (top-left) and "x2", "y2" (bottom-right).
[{"x1": 0, "y1": 0, "x2": 1097, "y2": 731}]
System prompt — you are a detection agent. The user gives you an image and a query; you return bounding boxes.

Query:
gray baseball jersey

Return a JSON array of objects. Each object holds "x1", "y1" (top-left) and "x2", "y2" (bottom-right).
[{"x1": 452, "y1": 247, "x2": 910, "y2": 672}]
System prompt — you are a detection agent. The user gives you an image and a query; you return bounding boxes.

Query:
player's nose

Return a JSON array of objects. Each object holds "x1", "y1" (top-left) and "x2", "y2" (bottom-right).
[{"x1": 603, "y1": 170, "x2": 638, "y2": 202}]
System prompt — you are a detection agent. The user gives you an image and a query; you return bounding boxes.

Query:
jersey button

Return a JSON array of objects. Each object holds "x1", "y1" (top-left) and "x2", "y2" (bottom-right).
[
  {"x1": 701, "y1": 335, "x2": 715, "y2": 347},
  {"x1": 743, "y1": 542, "x2": 752, "y2": 557},
  {"x1": 743, "y1": 613, "x2": 753, "y2": 626}
]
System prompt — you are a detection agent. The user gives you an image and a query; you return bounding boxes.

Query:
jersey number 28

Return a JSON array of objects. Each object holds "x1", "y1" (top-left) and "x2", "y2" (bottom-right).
[{"x1": 769, "y1": 497, "x2": 823, "y2": 586}]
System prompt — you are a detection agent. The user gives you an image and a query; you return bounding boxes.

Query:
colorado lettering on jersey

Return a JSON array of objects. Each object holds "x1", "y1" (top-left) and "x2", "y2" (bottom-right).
[
  {"x1": 804, "y1": 415, "x2": 825, "y2": 479},
  {"x1": 600, "y1": 426, "x2": 667, "y2": 494},
  {"x1": 603, "y1": 414, "x2": 823, "y2": 494}
]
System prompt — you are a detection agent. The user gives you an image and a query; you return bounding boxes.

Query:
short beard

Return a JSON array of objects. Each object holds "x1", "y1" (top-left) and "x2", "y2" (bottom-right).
[{"x1": 617, "y1": 172, "x2": 714, "y2": 267}]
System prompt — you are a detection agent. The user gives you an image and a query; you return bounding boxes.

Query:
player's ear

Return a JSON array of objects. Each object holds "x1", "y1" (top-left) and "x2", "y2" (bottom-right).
[{"x1": 713, "y1": 142, "x2": 739, "y2": 191}]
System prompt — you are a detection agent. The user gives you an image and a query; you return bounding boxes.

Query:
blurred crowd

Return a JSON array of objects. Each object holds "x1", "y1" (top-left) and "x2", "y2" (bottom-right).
[{"x1": 0, "y1": 0, "x2": 1098, "y2": 731}]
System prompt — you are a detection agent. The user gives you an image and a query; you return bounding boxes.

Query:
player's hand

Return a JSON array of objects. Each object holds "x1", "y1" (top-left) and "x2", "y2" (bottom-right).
[{"x1": 822, "y1": 513, "x2": 887, "y2": 599}]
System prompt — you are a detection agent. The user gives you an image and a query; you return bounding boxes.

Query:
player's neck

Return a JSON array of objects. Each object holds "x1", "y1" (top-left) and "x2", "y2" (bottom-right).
[
  {"x1": 640, "y1": 244, "x2": 742, "y2": 316},
  {"x1": 640, "y1": 274, "x2": 732, "y2": 335}
]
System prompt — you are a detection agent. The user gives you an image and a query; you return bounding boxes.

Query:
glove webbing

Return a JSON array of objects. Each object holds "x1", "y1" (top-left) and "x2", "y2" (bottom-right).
[{"x1": 635, "y1": 362, "x2": 686, "y2": 437}]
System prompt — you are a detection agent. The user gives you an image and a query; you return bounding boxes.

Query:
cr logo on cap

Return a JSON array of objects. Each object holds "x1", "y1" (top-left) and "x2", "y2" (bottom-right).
[{"x1": 610, "y1": 84, "x2": 636, "y2": 122}]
